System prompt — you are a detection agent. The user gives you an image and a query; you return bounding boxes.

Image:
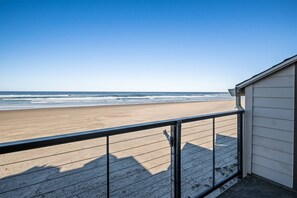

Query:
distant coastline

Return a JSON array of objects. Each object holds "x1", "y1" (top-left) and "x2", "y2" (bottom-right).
[{"x1": 0, "y1": 91, "x2": 233, "y2": 111}]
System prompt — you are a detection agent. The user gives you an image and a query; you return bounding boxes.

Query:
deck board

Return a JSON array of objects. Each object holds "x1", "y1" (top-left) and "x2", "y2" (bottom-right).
[{"x1": 218, "y1": 175, "x2": 297, "y2": 198}]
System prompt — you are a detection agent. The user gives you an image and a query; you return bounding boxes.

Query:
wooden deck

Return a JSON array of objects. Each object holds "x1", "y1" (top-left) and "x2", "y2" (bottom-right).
[{"x1": 218, "y1": 175, "x2": 297, "y2": 198}]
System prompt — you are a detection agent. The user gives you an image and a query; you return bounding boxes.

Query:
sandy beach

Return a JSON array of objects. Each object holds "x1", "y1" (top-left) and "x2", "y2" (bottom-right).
[
  {"x1": 0, "y1": 100, "x2": 235, "y2": 143},
  {"x1": 0, "y1": 100, "x2": 238, "y2": 198}
]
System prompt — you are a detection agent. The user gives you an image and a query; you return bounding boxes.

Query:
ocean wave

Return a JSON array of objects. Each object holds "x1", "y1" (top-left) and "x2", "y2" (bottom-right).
[
  {"x1": 0, "y1": 92, "x2": 233, "y2": 110},
  {"x1": 1, "y1": 94, "x2": 230, "y2": 102},
  {"x1": 2, "y1": 96, "x2": 118, "y2": 101},
  {"x1": 0, "y1": 94, "x2": 70, "y2": 98}
]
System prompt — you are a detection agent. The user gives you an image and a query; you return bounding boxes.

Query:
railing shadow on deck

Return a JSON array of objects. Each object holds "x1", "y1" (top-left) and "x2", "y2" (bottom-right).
[{"x1": 0, "y1": 134, "x2": 237, "y2": 198}]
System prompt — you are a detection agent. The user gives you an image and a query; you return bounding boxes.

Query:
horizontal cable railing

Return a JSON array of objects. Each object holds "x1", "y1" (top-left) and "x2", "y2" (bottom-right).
[{"x1": 0, "y1": 109, "x2": 244, "y2": 198}]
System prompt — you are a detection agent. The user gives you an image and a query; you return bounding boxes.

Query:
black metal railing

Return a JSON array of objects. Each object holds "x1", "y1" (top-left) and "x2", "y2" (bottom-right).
[{"x1": 0, "y1": 109, "x2": 244, "y2": 198}]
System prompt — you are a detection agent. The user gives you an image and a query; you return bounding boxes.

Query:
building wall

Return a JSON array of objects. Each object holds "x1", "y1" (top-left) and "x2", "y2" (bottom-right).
[{"x1": 245, "y1": 63, "x2": 295, "y2": 187}]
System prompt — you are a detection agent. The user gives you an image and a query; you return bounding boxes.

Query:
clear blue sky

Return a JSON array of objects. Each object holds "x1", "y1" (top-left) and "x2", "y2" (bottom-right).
[{"x1": 0, "y1": 0, "x2": 296, "y2": 92}]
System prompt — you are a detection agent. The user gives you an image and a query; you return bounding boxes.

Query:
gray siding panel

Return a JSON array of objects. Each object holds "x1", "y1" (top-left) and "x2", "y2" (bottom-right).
[
  {"x1": 253, "y1": 98, "x2": 294, "y2": 109},
  {"x1": 253, "y1": 107, "x2": 294, "y2": 121},
  {"x1": 272, "y1": 65, "x2": 295, "y2": 77},
  {"x1": 253, "y1": 126, "x2": 293, "y2": 143},
  {"x1": 250, "y1": 64, "x2": 295, "y2": 188},
  {"x1": 253, "y1": 116, "x2": 294, "y2": 132},
  {"x1": 253, "y1": 87, "x2": 294, "y2": 98},
  {"x1": 252, "y1": 164, "x2": 293, "y2": 187},
  {"x1": 253, "y1": 145, "x2": 293, "y2": 165},
  {"x1": 253, "y1": 76, "x2": 294, "y2": 88},
  {"x1": 253, "y1": 154, "x2": 293, "y2": 176},
  {"x1": 253, "y1": 135, "x2": 293, "y2": 154}
]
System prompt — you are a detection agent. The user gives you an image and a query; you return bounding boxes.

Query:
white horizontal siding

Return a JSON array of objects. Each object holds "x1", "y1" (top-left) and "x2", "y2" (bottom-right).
[
  {"x1": 253, "y1": 116, "x2": 294, "y2": 132},
  {"x1": 253, "y1": 126, "x2": 293, "y2": 143},
  {"x1": 253, "y1": 154, "x2": 293, "y2": 176},
  {"x1": 271, "y1": 65, "x2": 295, "y2": 77},
  {"x1": 252, "y1": 163, "x2": 293, "y2": 187},
  {"x1": 253, "y1": 107, "x2": 293, "y2": 121},
  {"x1": 253, "y1": 98, "x2": 294, "y2": 109},
  {"x1": 253, "y1": 87, "x2": 294, "y2": 98},
  {"x1": 253, "y1": 135, "x2": 293, "y2": 154},
  {"x1": 253, "y1": 145, "x2": 293, "y2": 165},
  {"x1": 249, "y1": 64, "x2": 295, "y2": 188},
  {"x1": 253, "y1": 76, "x2": 294, "y2": 88}
]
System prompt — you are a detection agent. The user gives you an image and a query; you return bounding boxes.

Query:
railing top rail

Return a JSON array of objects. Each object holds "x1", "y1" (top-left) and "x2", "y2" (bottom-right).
[{"x1": 0, "y1": 109, "x2": 244, "y2": 154}]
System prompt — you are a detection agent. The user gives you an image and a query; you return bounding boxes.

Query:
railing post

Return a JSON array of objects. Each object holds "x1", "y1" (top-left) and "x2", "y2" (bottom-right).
[
  {"x1": 106, "y1": 136, "x2": 110, "y2": 198},
  {"x1": 212, "y1": 118, "x2": 216, "y2": 187},
  {"x1": 170, "y1": 126, "x2": 174, "y2": 198},
  {"x1": 173, "y1": 121, "x2": 182, "y2": 198},
  {"x1": 237, "y1": 113, "x2": 243, "y2": 179}
]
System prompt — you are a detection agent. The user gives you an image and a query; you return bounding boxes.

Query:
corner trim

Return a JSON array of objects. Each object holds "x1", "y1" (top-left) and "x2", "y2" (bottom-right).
[{"x1": 293, "y1": 63, "x2": 297, "y2": 190}]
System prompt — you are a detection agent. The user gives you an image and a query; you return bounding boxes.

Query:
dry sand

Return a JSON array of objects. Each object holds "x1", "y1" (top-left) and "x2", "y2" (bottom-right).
[{"x1": 0, "y1": 100, "x2": 238, "y2": 198}]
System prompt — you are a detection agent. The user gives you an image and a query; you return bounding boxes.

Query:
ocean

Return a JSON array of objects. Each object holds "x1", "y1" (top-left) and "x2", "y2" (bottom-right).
[{"x1": 0, "y1": 91, "x2": 233, "y2": 111}]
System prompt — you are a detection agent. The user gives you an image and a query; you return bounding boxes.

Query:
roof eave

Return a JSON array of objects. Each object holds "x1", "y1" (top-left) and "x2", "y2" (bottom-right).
[{"x1": 236, "y1": 55, "x2": 297, "y2": 91}]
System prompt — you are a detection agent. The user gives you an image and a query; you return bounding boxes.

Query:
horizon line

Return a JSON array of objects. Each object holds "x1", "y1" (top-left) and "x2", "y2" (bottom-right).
[{"x1": 0, "y1": 90, "x2": 229, "y2": 93}]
